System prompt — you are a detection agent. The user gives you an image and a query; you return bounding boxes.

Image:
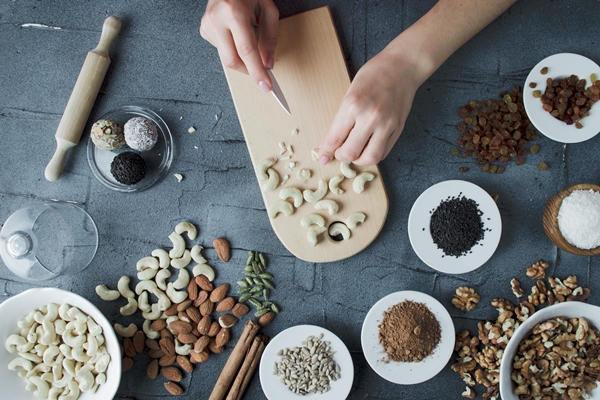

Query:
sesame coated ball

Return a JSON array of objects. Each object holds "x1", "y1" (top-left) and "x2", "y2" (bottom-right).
[{"x1": 124, "y1": 116, "x2": 158, "y2": 151}]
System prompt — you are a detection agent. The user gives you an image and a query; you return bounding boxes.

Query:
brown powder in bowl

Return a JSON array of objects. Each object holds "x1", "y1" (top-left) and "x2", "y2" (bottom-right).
[{"x1": 378, "y1": 300, "x2": 441, "y2": 362}]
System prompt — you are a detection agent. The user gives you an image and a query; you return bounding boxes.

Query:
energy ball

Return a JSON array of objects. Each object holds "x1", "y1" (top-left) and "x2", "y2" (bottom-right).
[
  {"x1": 124, "y1": 116, "x2": 158, "y2": 151},
  {"x1": 91, "y1": 119, "x2": 125, "y2": 150},
  {"x1": 110, "y1": 151, "x2": 146, "y2": 185}
]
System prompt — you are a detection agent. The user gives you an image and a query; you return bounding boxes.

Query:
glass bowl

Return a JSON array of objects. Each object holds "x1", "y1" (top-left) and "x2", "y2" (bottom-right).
[{"x1": 87, "y1": 106, "x2": 173, "y2": 192}]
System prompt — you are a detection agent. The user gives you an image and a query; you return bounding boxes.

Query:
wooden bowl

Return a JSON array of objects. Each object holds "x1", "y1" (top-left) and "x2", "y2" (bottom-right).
[{"x1": 542, "y1": 183, "x2": 600, "y2": 256}]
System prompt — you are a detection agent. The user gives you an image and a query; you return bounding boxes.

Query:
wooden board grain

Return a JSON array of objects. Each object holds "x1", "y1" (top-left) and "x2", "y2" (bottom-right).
[{"x1": 223, "y1": 6, "x2": 388, "y2": 262}]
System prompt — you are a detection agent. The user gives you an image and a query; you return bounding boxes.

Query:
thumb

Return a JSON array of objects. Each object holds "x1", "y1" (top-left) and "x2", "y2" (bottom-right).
[{"x1": 319, "y1": 113, "x2": 354, "y2": 165}]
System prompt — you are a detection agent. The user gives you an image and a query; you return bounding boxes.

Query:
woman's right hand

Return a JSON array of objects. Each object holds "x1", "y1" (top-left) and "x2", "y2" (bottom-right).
[{"x1": 200, "y1": 0, "x2": 280, "y2": 93}]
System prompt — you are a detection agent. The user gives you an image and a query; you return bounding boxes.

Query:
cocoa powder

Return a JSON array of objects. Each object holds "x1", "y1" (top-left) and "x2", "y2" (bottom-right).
[{"x1": 378, "y1": 300, "x2": 441, "y2": 362}]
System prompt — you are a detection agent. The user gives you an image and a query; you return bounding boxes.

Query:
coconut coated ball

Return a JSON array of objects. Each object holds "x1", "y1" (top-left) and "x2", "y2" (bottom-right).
[
  {"x1": 91, "y1": 119, "x2": 125, "y2": 150},
  {"x1": 110, "y1": 151, "x2": 147, "y2": 185},
  {"x1": 124, "y1": 116, "x2": 158, "y2": 151}
]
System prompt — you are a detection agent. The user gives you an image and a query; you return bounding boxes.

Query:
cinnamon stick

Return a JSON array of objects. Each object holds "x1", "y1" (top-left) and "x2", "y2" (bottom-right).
[
  {"x1": 226, "y1": 335, "x2": 268, "y2": 400},
  {"x1": 209, "y1": 320, "x2": 260, "y2": 400}
]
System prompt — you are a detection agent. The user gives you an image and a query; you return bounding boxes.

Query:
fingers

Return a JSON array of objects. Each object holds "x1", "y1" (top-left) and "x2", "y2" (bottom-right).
[
  {"x1": 230, "y1": 21, "x2": 271, "y2": 92},
  {"x1": 257, "y1": 0, "x2": 279, "y2": 69},
  {"x1": 318, "y1": 109, "x2": 355, "y2": 165}
]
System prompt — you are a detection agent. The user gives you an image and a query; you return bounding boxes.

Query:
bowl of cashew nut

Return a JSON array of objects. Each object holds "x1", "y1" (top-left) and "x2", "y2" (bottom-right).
[{"x1": 0, "y1": 287, "x2": 121, "y2": 400}]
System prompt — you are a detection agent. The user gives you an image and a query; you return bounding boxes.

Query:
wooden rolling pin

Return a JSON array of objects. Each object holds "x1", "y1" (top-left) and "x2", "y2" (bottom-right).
[{"x1": 44, "y1": 15, "x2": 121, "y2": 182}]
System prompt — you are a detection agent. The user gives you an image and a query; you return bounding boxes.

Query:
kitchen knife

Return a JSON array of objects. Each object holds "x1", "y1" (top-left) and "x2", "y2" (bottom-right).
[{"x1": 268, "y1": 70, "x2": 291, "y2": 115}]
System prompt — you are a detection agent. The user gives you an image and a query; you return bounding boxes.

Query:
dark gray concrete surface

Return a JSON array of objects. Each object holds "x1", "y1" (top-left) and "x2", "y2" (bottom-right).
[{"x1": 2, "y1": 1, "x2": 600, "y2": 399}]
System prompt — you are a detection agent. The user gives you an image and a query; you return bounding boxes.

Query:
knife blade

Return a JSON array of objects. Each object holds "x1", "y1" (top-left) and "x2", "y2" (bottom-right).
[{"x1": 268, "y1": 70, "x2": 291, "y2": 115}]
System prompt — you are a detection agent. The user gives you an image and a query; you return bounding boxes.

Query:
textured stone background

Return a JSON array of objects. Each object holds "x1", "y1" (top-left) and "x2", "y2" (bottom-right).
[{"x1": 1, "y1": 1, "x2": 600, "y2": 399}]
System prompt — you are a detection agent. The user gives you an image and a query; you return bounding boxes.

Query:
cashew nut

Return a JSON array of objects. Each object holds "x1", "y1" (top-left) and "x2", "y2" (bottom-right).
[
  {"x1": 137, "y1": 290, "x2": 152, "y2": 313},
  {"x1": 62, "y1": 330, "x2": 86, "y2": 348},
  {"x1": 75, "y1": 365, "x2": 95, "y2": 392},
  {"x1": 353, "y1": 171, "x2": 375, "y2": 193},
  {"x1": 192, "y1": 263, "x2": 215, "y2": 281},
  {"x1": 303, "y1": 179, "x2": 328, "y2": 203},
  {"x1": 59, "y1": 344, "x2": 72, "y2": 360},
  {"x1": 168, "y1": 231, "x2": 186, "y2": 258},
  {"x1": 117, "y1": 276, "x2": 135, "y2": 299},
  {"x1": 28, "y1": 376, "x2": 49, "y2": 398},
  {"x1": 166, "y1": 282, "x2": 188, "y2": 304},
  {"x1": 119, "y1": 297, "x2": 138, "y2": 316},
  {"x1": 171, "y1": 249, "x2": 192, "y2": 269},
  {"x1": 257, "y1": 157, "x2": 276, "y2": 181},
  {"x1": 137, "y1": 267, "x2": 158, "y2": 281},
  {"x1": 136, "y1": 256, "x2": 159, "y2": 280},
  {"x1": 18, "y1": 311, "x2": 36, "y2": 330},
  {"x1": 151, "y1": 248, "x2": 171, "y2": 269},
  {"x1": 95, "y1": 285, "x2": 120, "y2": 301},
  {"x1": 142, "y1": 303, "x2": 162, "y2": 320},
  {"x1": 172, "y1": 267, "x2": 190, "y2": 290},
  {"x1": 48, "y1": 386, "x2": 63, "y2": 400},
  {"x1": 328, "y1": 222, "x2": 351, "y2": 240},
  {"x1": 190, "y1": 245, "x2": 207, "y2": 264},
  {"x1": 268, "y1": 199, "x2": 294, "y2": 219},
  {"x1": 301, "y1": 214, "x2": 325, "y2": 228},
  {"x1": 71, "y1": 346, "x2": 91, "y2": 363},
  {"x1": 58, "y1": 304, "x2": 72, "y2": 322},
  {"x1": 54, "y1": 319, "x2": 66, "y2": 336},
  {"x1": 85, "y1": 334, "x2": 98, "y2": 357},
  {"x1": 340, "y1": 162, "x2": 357, "y2": 178},
  {"x1": 8, "y1": 357, "x2": 33, "y2": 371},
  {"x1": 19, "y1": 351, "x2": 41, "y2": 363},
  {"x1": 6, "y1": 334, "x2": 28, "y2": 353},
  {"x1": 175, "y1": 339, "x2": 191, "y2": 356},
  {"x1": 346, "y1": 212, "x2": 366, "y2": 229},
  {"x1": 135, "y1": 279, "x2": 158, "y2": 296},
  {"x1": 175, "y1": 221, "x2": 198, "y2": 240},
  {"x1": 42, "y1": 345, "x2": 61, "y2": 366},
  {"x1": 152, "y1": 288, "x2": 172, "y2": 311},
  {"x1": 328, "y1": 174, "x2": 345, "y2": 195},
  {"x1": 262, "y1": 168, "x2": 280, "y2": 192},
  {"x1": 155, "y1": 269, "x2": 171, "y2": 291},
  {"x1": 39, "y1": 319, "x2": 57, "y2": 346},
  {"x1": 67, "y1": 307, "x2": 87, "y2": 324},
  {"x1": 315, "y1": 199, "x2": 339, "y2": 215},
  {"x1": 33, "y1": 303, "x2": 59, "y2": 324},
  {"x1": 114, "y1": 323, "x2": 138, "y2": 338},
  {"x1": 279, "y1": 187, "x2": 303, "y2": 208},
  {"x1": 307, "y1": 225, "x2": 327, "y2": 247},
  {"x1": 142, "y1": 319, "x2": 160, "y2": 340},
  {"x1": 94, "y1": 354, "x2": 111, "y2": 374},
  {"x1": 61, "y1": 380, "x2": 80, "y2": 400}
]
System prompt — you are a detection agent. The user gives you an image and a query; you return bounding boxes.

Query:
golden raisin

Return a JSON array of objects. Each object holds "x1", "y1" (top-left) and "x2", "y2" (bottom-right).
[{"x1": 538, "y1": 162, "x2": 548, "y2": 171}]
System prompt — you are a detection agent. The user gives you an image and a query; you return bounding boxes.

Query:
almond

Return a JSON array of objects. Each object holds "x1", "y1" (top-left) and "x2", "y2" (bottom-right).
[
  {"x1": 232, "y1": 302, "x2": 250, "y2": 317},
  {"x1": 208, "y1": 321, "x2": 221, "y2": 337},
  {"x1": 148, "y1": 348, "x2": 165, "y2": 359},
  {"x1": 159, "y1": 354, "x2": 177, "y2": 366},
  {"x1": 210, "y1": 283, "x2": 230, "y2": 303},
  {"x1": 170, "y1": 320, "x2": 193, "y2": 335},
  {"x1": 258, "y1": 311, "x2": 276, "y2": 327},
  {"x1": 208, "y1": 337, "x2": 224, "y2": 354},
  {"x1": 146, "y1": 338, "x2": 160, "y2": 351},
  {"x1": 189, "y1": 349, "x2": 209, "y2": 363},
  {"x1": 191, "y1": 327, "x2": 200, "y2": 337},
  {"x1": 147, "y1": 359, "x2": 159, "y2": 379},
  {"x1": 178, "y1": 311, "x2": 191, "y2": 322},
  {"x1": 193, "y1": 290, "x2": 209, "y2": 307},
  {"x1": 197, "y1": 315, "x2": 212, "y2": 335},
  {"x1": 195, "y1": 275, "x2": 213, "y2": 291},
  {"x1": 159, "y1": 337, "x2": 175, "y2": 356},
  {"x1": 165, "y1": 303, "x2": 179, "y2": 316},
  {"x1": 177, "y1": 299, "x2": 193, "y2": 312},
  {"x1": 178, "y1": 332, "x2": 199, "y2": 345},
  {"x1": 194, "y1": 335, "x2": 210, "y2": 353},
  {"x1": 164, "y1": 381, "x2": 184, "y2": 396},
  {"x1": 161, "y1": 366, "x2": 183, "y2": 382},
  {"x1": 161, "y1": 329, "x2": 174, "y2": 340},
  {"x1": 213, "y1": 237, "x2": 231, "y2": 262},
  {"x1": 218, "y1": 314, "x2": 238, "y2": 329},
  {"x1": 215, "y1": 327, "x2": 230, "y2": 347},
  {"x1": 186, "y1": 307, "x2": 201, "y2": 324},
  {"x1": 177, "y1": 355, "x2": 193, "y2": 373},
  {"x1": 123, "y1": 338, "x2": 136, "y2": 358},
  {"x1": 199, "y1": 299, "x2": 214, "y2": 316},
  {"x1": 132, "y1": 331, "x2": 146, "y2": 354},
  {"x1": 187, "y1": 279, "x2": 199, "y2": 301},
  {"x1": 122, "y1": 357, "x2": 134, "y2": 372},
  {"x1": 150, "y1": 319, "x2": 167, "y2": 331},
  {"x1": 216, "y1": 297, "x2": 235, "y2": 312}
]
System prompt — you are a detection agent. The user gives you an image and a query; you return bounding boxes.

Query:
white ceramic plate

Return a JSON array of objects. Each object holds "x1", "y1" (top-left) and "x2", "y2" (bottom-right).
[
  {"x1": 361, "y1": 290, "x2": 455, "y2": 385},
  {"x1": 259, "y1": 324, "x2": 353, "y2": 399},
  {"x1": 499, "y1": 302, "x2": 600, "y2": 400},
  {"x1": 87, "y1": 105, "x2": 174, "y2": 192},
  {"x1": 407, "y1": 180, "x2": 502, "y2": 274},
  {"x1": 0, "y1": 288, "x2": 121, "y2": 399},
  {"x1": 523, "y1": 53, "x2": 600, "y2": 143}
]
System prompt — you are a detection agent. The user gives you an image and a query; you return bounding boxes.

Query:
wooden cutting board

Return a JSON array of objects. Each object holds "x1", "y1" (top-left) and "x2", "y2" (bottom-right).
[{"x1": 223, "y1": 6, "x2": 388, "y2": 262}]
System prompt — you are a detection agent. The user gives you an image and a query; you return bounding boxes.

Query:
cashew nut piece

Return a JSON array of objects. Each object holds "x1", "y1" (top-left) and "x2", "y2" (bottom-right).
[
  {"x1": 340, "y1": 162, "x2": 357, "y2": 178},
  {"x1": 172, "y1": 267, "x2": 190, "y2": 290},
  {"x1": 166, "y1": 282, "x2": 188, "y2": 304},
  {"x1": 346, "y1": 212, "x2": 366, "y2": 229},
  {"x1": 175, "y1": 221, "x2": 198, "y2": 240},
  {"x1": 142, "y1": 319, "x2": 160, "y2": 340},
  {"x1": 142, "y1": 303, "x2": 162, "y2": 320},
  {"x1": 353, "y1": 171, "x2": 375, "y2": 193},
  {"x1": 190, "y1": 245, "x2": 207, "y2": 264},
  {"x1": 171, "y1": 249, "x2": 192, "y2": 270},
  {"x1": 114, "y1": 323, "x2": 138, "y2": 338},
  {"x1": 328, "y1": 222, "x2": 351, "y2": 240},
  {"x1": 279, "y1": 187, "x2": 303, "y2": 208},
  {"x1": 8, "y1": 357, "x2": 33, "y2": 371},
  {"x1": 297, "y1": 168, "x2": 311, "y2": 181},
  {"x1": 28, "y1": 376, "x2": 50, "y2": 398},
  {"x1": 328, "y1": 174, "x2": 345, "y2": 195},
  {"x1": 137, "y1": 290, "x2": 152, "y2": 313},
  {"x1": 315, "y1": 199, "x2": 339, "y2": 216},
  {"x1": 151, "y1": 248, "x2": 171, "y2": 269},
  {"x1": 168, "y1": 231, "x2": 186, "y2": 259},
  {"x1": 307, "y1": 226, "x2": 327, "y2": 247},
  {"x1": 268, "y1": 200, "x2": 294, "y2": 219},
  {"x1": 262, "y1": 168, "x2": 280, "y2": 192},
  {"x1": 301, "y1": 214, "x2": 325, "y2": 228},
  {"x1": 303, "y1": 179, "x2": 328, "y2": 203},
  {"x1": 175, "y1": 339, "x2": 191, "y2": 356},
  {"x1": 192, "y1": 263, "x2": 215, "y2": 281},
  {"x1": 154, "y1": 269, "x2": 171, "y2": 292},
  {"x1": 95, "y1": 285, "x2": 120, "y2": 301},
  {"x1": 117, "y1": 276, "x2": 135, "y2": 299},
  {"x1": 119, "y1": 297, "x2": 138, "y2": 316},
  {"x1": 257, "y1": 157, "x2": 276, "y2": 181}
]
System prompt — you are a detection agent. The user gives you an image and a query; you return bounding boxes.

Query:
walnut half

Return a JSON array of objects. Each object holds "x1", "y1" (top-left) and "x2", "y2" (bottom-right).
[{"x1": 452, "y1": 287, "x2": 480, "y2": 311}]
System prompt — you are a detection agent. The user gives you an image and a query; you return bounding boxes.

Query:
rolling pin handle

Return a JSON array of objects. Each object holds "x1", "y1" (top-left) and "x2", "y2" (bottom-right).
[
  {"x1": 44, "y1": 138, "x2": 76, "y2": 182},
  {"x1": 93, "y1": 16, "x2": 121, "y2": 57}
]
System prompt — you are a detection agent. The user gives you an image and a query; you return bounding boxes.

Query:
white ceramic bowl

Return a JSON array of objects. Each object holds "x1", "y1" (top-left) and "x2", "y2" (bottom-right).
[
  {"x1": 0, "y1": 288, "x2": 121, "y2": 399},
  {"x1": 499, "y1": 302, "x2": 600, "y2": 400}
]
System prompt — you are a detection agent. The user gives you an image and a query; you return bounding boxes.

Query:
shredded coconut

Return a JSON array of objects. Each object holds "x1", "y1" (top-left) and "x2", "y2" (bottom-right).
[{"x1": 557, "y1": 189, "x2": 600, "y2": 249}]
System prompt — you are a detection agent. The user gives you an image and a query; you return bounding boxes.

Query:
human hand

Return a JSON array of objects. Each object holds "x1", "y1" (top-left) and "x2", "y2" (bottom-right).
[
  {"x1": 200, "y1": 0, "x2": 279, "y2": 93},
  {"x1": 317, "y1": 50, "x2": 421, "y2": 166}
]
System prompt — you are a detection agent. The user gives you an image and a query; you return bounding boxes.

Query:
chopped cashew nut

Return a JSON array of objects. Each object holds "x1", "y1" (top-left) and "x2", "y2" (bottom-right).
[
  {"x1": 175, "y1": 221, "x2": 197, "y2": 240},
  {"x1": 307, "y1": 226, "x2": 327, "y2": 247},
  {"x1": 297, "y1": 169, "x2": 311, "y2": 181},
  {"x1": 168, "y1": 231, "x2": 186, "y2": 258},
  {"x1": 353, "y1": 172, "x2": 375, "y2": 193},
  {"x1": 301, "y1": 214, "x2": 325, "y2": 228},
  {"x1": 303, "y1": 179, "x2": 328, "y2": 203},
  {"x1": 171, "y1": 249, "x2": 191, "y2": 269},
  {"x1": 328, "y1": 222, "x2": 351, "y2": 240},
  {"x1": 340, "y1": 162, "x2": 357, "y2": 178},
  {"x1": 257, "y1": 158, "x2": 276, "y2": 181},
  {"x1": 117, "y1": 276, "x2": 135, "y2": 299},
  {"x1": 315, "y1": 199, "x2": 339, "y2": 215},
  {"x1": 346, "y1": 213, "x2": 366, "y2": 229},
  {"x1": 114, "y1": 323, "x2": 137, "y2": 337},
  {"x1": 192, "y1": 263, "x2": 215, "y2": 281},
  {"x1": 328, "y1": 174, "x2": 345, "y2": 195},
  {"x1": 268, "y1": 200, "x2": 294, "y2": 219},
  {"x1": 94, "y1": 285, "x2": 120, "y2": 301},
  {"x1": 279, "y1": 187, "x2": 303, "y2": 208},
  {"x1": 190, "y1": 245, "x2": 207, "y2": 264},
  {"x1": 151, "y1": 248, "x2": 171, "y2": 269},
  {"x1": 311, "y1": 149, "x2": 319, "y2": 160},
  {"x1": 262, "y1": 168, "x2": 280, "y2": 192}
]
